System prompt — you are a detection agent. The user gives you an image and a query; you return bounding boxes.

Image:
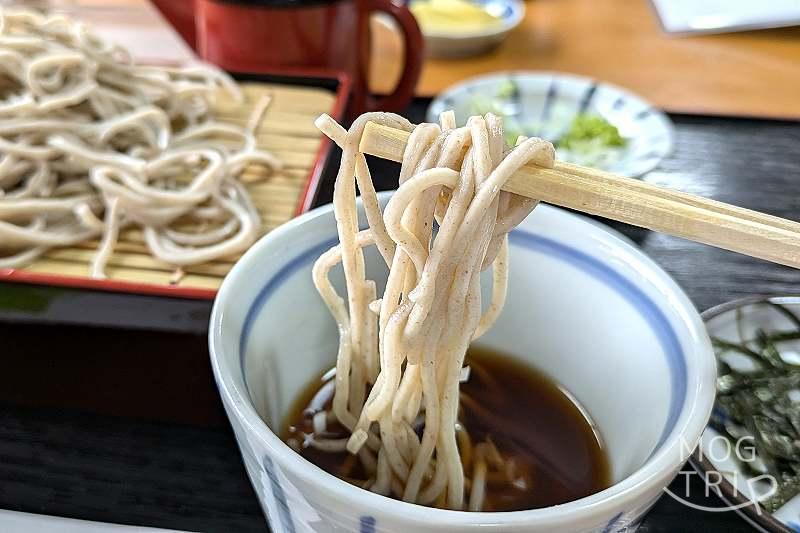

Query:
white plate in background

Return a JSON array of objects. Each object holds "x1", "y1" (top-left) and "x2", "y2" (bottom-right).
[{"x1": 651, "y1": 0, "x2": 800, "y2": 35}]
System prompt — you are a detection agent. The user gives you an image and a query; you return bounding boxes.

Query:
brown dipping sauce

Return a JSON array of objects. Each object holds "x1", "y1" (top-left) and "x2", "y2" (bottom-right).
[{"x1": 281, "y1": 345, "x2": 611, "y2": 511}]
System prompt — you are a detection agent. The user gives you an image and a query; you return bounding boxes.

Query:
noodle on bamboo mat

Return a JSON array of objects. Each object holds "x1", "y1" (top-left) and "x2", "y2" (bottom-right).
[{"x1": 12, "y1": 82, "x2": 336, "y2": 292}]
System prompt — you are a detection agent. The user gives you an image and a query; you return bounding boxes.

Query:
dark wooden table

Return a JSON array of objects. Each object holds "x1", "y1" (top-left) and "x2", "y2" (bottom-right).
[{"x1": 0, "y1": 100, "x2": 798, "y2": 532}]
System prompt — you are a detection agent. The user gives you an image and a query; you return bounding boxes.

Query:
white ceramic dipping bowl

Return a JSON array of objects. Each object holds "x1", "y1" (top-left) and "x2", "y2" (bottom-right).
[{"x1": 209, "y1": 193, "x2": 717, "y2": 532}]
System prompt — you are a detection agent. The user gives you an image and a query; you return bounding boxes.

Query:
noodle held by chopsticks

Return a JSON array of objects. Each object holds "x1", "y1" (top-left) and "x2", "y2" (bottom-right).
[
  {"x1": 311, "y1": 111, "x2": 555, "y2": 510},
  {"x1": 0, "y1": 8, "x2": 280, "y2": 276}
]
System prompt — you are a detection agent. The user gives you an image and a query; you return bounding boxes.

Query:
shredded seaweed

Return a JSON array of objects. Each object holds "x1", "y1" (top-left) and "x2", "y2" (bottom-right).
[{"x1": 711, "y1": 302, "x2": 800, "y2": 512}]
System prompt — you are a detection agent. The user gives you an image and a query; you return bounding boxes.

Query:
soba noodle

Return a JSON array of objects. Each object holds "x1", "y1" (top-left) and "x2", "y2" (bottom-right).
[
  {"x1": 312, "y1": 111, "x2": 555, "y2": 510},
  {"x1": 0, "y1": 8, "x2": 280, "y2": 276}
]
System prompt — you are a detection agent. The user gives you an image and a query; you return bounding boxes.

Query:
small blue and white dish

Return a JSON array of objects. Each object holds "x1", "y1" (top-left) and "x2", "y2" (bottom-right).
[
  {"x1": 694, "y1": 296, "x2": 800, "y2": 533},
  {"x1": 410, "y1": 0, "x2": 525, "y2": 58},
  {"x1": 427, "y1": 72, "x2": 675, "y2": 178}
]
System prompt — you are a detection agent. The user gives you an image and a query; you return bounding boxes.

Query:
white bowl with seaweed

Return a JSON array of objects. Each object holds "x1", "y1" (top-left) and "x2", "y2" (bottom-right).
[
  {"x1": 427, "y1": 72, "x2": 674, "y2": 178},
  {"x1": 696, "y1": 296, "x2": 800, "y2": 532}
]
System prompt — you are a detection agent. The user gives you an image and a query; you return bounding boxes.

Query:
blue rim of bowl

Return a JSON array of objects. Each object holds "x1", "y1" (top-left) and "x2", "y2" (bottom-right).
[
  {"x1": 692, "y1": 295, "x2": 800, "y2": 533},
  {"x1": 238, "y1": 227, "x2": 687, "y2": 454},
  {"x1": 209, "y1": 197, "x2": 716, "y2": 529},
  {"x1": 426, "y1": 71, "x2": 675, "y2": 178},
  {"x1": 412, "y1": 0, "x2": 525, "y2": 39}
]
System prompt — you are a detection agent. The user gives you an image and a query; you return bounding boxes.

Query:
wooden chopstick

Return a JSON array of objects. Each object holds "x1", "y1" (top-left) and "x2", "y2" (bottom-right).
[{"x1": 360, "y1": 121, "x2": 800, "y2": 269}]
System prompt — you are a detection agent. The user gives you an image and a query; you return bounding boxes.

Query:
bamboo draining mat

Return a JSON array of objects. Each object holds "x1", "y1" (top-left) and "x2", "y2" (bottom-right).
[{"x1": 5, "y1": 81, "x2": 338, "y2": 296}]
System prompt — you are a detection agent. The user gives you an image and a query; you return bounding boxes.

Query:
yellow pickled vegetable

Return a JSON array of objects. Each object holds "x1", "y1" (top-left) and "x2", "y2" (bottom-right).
[{"x1": 411, "y1": 0, "x2": 502, "y2": 34}]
